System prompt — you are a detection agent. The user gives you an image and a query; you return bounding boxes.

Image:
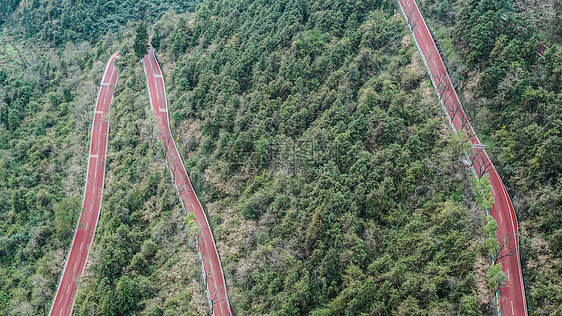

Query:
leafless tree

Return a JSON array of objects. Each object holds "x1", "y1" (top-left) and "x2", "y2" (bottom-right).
[
  {"x1": 160, "y1": 134, "x2": 175, "y2": 163},
  {"x1": 404, "y1": 4, "x2": 421, "y2": 30},
  {"x1": 458, "y1": 110, "x2": 474, "y2": 134},
  {"x1": 435, "y1": 68, "x2": 450, "y2": 96},
  {"x1": 513, "y1": 0, "x2": 556, "y2": 33},
  {"x1": 31, "y1": 274, "x2": 52, "y2": 315},
  {"x1": 447, "y1": 98, "x2": 465, "y2": 127},
  {"x1": 437, "y1": 77, "x2": 454, "y2": 110},
  {"x1": 432, "y1": 67, "x2": 461, "y2": 125},
  {"x1": 199, "y1": 262, "x2": 227, "y2": 314},
  {"x1": 492, "y1": 235, "x2": 517, "y2": 265},
  {"x1": 210, "y1": 287, "x2": 227, "y2": 314},
  {"x1": 441, "y1": 87, "x2": 456, "y2": 116},
  {"x1": 471, "y1": 146, "x2": 495, "y2": 178},
  {"x1": 10, "y1": 301, "x2": 33, "y2": 316}
]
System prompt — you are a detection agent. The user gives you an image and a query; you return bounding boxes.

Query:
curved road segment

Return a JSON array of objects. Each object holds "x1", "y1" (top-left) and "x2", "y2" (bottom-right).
[
  {"x1": 398, "y1": 0, "x2": 527, "y2": 315},
  {"x1": 49, "y1": 52, "x2": 120, "y2": 316},
  {"x1": 143, "y1": 47, "x2": 232, "y2": 316}
]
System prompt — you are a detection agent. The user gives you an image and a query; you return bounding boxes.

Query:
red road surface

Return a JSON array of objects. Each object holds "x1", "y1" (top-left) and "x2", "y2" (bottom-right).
[
  {"x1": 398, "y1": 1, "x2": 528, "y2": 315},
  {"x1": 49, "y1": 52, "x2": 119, "y2": 316},
  {"x1": 143, "y1": 47, "x2": 232, "y2": 316}
]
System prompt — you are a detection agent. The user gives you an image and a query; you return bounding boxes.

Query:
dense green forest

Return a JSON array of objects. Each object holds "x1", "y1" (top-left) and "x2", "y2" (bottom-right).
[
  {"x1": 139, "y1": 0, "x2": 493, "y2": 314},
  {"x1": 0, "y1": 0, "x2": 20, "y2": 28},
  {"x1": 0, "y1": 0, "x2": 560, "y2": 315},
  {"x1": 418, "y1": 0, "x2": 561, "y2": 314},
  {"x1": 0, "y1": 2, "x2": 205, "y2": 315},
  {"x1": 10, "y1": 0, "x2": 199, "y2": 46}
]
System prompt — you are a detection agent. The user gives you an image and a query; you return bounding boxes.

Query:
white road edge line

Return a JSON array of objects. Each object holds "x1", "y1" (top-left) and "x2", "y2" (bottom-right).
[
  {"x1": 49, "y1": 51, "x2": 120, "y2": 316},
  {"x1": 143, "y1": 48, "x2": 232, "y2": 315}
]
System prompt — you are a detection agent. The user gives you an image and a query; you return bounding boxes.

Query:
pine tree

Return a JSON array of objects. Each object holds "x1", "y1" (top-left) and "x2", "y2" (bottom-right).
[
  {"x1": 151, "y1": 29, "x2": 161, "y2": 50},
  {"x1": 133, "y1": 22, "x2": 148, "y2": 60}
]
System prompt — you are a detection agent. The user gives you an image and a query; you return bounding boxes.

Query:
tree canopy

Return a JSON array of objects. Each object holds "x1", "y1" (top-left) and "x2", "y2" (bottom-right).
[{"x1": 134, "y1": 22, "x2": 149, "y2": 60}]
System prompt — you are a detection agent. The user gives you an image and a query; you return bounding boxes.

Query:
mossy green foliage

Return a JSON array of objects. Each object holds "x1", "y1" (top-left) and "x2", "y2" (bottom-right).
[
  {"x1": 134, "y1": 23, "x2": 149, "y2": 60},
  {"x1": 0, "y1": 0, "x2": 20, "y2": 27},
  {"x1": 73, "y1": 41, "x2": 205, "y2": 315},
  {"x1": 473, "y1": 174, "x2": 495, "y2": 210}
]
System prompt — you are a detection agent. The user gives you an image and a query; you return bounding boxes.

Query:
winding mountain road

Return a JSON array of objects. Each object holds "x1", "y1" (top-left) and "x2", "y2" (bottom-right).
[
  {"x1": 50, "y1": 47, "x2": 231, "y2": 315},
  {"x1": 398, "y1": 0, "x2": 527, "y2": 315},
  {"x1": 49, "y1": 52, "x2": 119, "y2": 316},
  {"x1": 143, "y1": 47, "x2": 232, "y2": 316}
]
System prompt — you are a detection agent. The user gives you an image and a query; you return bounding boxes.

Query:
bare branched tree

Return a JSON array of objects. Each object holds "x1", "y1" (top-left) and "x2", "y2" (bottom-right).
[
  {"x1": 405, "y1": 5, "x2": 421, "y2": 30},
  {"x1": 513, "y1": 0, "x2": 556, "y2": 33},
  {"x1": 471, "y1": 146, "x2": 495, "y2": 178},
  {"x1": 200, "y1": 262, "x2": 226, "y2": 313},
  {"x1": 441, "y1": 88, "x2": 456, "y2": 119},
  {"x1": 458, "y1": 110, "x2": 473, "y2": 134},
  {"x1": 435, "y1": 68, "x2": 449, "y2": 96},
  {"x1": 425, "y1": 47, "x2": 435, "y2": 68},
  {"x1": 492, "y1": 235, "x2": 517, "y2": 265}
]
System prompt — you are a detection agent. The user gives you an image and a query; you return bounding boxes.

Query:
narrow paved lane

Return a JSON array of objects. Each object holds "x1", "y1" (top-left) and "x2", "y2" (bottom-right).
[
  {"x1": 398, "y1": 1, "x2": 527, "y2": 314},
  {"x1": 50, "y1": 52, "x2": 119, "y2": 316},
  {"x1": 143, "y1": 47, "x2": 232, "y2": 316}
]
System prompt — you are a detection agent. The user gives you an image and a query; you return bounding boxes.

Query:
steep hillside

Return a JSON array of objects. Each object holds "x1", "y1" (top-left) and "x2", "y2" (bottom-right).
[
  {"x1": 419, "y1": 0, "x2": 562, "y2": 314},
  {"x1": 121, "y1": 0, "x2": 497, "y2": 314},
  {"x1": 4, "y1": 0, "x2": 557, "y2": 315},
  {"x1": 0, "y1": 2, "x2": 202, "y2": 315},
  {"x1": 10, "y1": 0, "x2": 198, "y2": 46}
]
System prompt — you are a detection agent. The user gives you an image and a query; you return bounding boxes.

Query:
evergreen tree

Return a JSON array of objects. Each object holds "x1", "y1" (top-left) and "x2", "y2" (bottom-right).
[
  {"x1": 133, "y1": 23, "x2": 149, "y2": 60},
  {"x1": 151, "y1": 29, "x2": 161, "y2": 50},
  {"x1": 0, "y1": 67, "x2": 7, "y2": 84}
]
